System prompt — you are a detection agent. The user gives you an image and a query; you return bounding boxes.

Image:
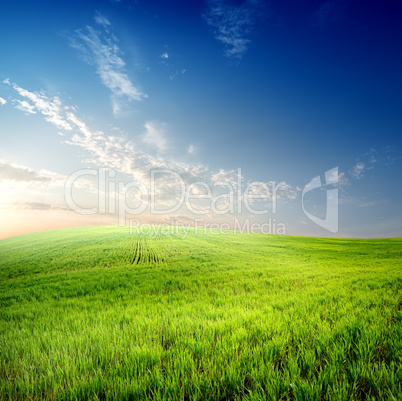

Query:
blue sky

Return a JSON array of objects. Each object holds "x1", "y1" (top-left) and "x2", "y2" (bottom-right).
[{"x1": 0, "y1": 0, "x2": 401, "y2": 239}]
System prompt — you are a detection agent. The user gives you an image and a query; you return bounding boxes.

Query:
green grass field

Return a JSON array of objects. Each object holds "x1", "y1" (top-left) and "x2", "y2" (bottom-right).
[{"x1": 0, "y1": 225, "x2": 401, "y2": 400}]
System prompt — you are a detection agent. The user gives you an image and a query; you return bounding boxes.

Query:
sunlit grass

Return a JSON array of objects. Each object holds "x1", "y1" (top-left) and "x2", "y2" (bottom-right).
[{"x1": 0, "y1": 226, "x2": 401, "y2": 400}]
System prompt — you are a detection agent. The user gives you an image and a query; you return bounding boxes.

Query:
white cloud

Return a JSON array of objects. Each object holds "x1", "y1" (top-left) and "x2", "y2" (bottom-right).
[
  {"x1": 4, "y1": 80, "x2": 73, "y2": 130},
  {"x1": 69, "y1": 19, "x2": 146, "y2": 116},
  {"x1": 142, "y1": 121, "x2": 168, "y2": 153},
  {"x1": 15, "y1": 100, "x2": 36, "y2": 114},
  {"x1": 187, "y1": 144, "x2": 196, "y2": 154},
  {"x1": 0, "y1": 160, "x2": 66, "y2": 185},
  {"x1": 7, "y1": 81, "x2": 299, "y2": 219},
  {"x1": 0, "y1": 97, "x2": 6, "y2": 105},
  {"x1": 5, "y1": 80, "x2": 137, "y2": 175},
  {"x1": 212, "y1": 168, "x2": 243, "y2": 188},
  {"x1": 349, "y1": 146, "x2": 401, "y2": 181},
  {"x1": 325, "y1": 169, "x2": 349, "y2": 188},
  {"x1": 203, "y1": 0, "x2": 261, "y2": 59},
  {"x1": 351, "y1": 162, "x2": 365, "y2": 179},
  {"x1": 94, "y1": 12, "x2": 111, "y2": 28},
  {"x1": 158, "y1": 48, "x2": 186, "y2": 80},
  {"x1": 66, "y1": 112, "x2": 94, "y2": 139},
  {"x1": 363, "y1": 146, "x2": 401, "y2": 167}
]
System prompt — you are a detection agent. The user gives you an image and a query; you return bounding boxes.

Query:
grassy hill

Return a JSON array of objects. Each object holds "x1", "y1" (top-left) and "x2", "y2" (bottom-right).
[{"x1": 0, "y1": 226, "x2": 401, "y2": 400}]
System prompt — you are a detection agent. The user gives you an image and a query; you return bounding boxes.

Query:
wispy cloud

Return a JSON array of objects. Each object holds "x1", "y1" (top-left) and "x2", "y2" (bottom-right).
[
  {"x1": 7, "y1": 202, "x2": 71, "y2": 211},
  {"x1": 212, "y1": 168, "x2": 243, "y2": 188},
  {"x1": 142, "y1": 121, "x2": 168, "y2": 153},
  {"x1": 203, "y1": 0, "x2": 262, "y2": 59},
  {"x1": 169, "y1": 69, "x2": 186, "y2": 81},
  {"x1": 351, "y1": 161, "x2": 366, "y2": 179},
  {"x1": 0, "y1": 160, "x2": 65, "y2": 184},
  {"x1": 15, "y1": 100, "x2": 36, "y2": 114},
  {"x1": 3, "y1": 79, "x2": 73, "y2": 130},
  {"x1": 68, "y1": 14, "x2": 146, "y2": 117},
  {"x1": 349, "y1": 146, "x2": 400, "y2": 180},
  {"x1": 158, "y1": 47, "x2": 186, "y2": 81},
  {"x1": 0, "y1": 96, "x2": 6, "y2": 106},
  {"x1": 0, "y1": 158, "x2": 97, "y2": 218},
  {"x1": 313, "y1": 0, "x2": 344, "y2": 26},
  {"x1": 4, "y1": 79, "x2": 138, "y2": 176},
  {"x1": 359, "y1": 201, "x2": 375, "y2": 208},
  {"x1": 94, "y1": 12, "x2": 111, "y2": 29},
  {"x1": 6, "y1": 80, "x2": 298, "y2": 219}
]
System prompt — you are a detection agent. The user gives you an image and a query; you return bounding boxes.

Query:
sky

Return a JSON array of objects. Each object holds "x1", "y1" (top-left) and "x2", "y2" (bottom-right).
[{"x1": 0, "y1": 0, "x2": 401, "y2": 239}]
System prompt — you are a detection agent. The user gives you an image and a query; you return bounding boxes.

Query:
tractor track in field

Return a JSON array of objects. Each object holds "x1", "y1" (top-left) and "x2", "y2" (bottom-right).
[{"x1": 131, "y1": 237, "x2": 164, "y2": 265}]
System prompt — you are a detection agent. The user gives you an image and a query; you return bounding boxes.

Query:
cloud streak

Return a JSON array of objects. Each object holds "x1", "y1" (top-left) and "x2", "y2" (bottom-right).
[
  {"x1": 15, "y1": 100, "x2": 36, "y2": 114},
  {"x1": 0, "y1": 161, "x2": 65, "y2": 184},
  {"x1": 3, "y1": 79, "x2": 73, "y2": 130},
  {"x1": 203, "y1": 0, "x2": 261, "y2": 59},
  {"x1": 94, "y1": 12, "x2": 111, "y2": 29},
  {"x1": 68, "y1": 14, "x2": 146, "y2": 116},
  {"x1": 7, "y1": 202, "x2": 71, "y2": 211},
  {"x1": 5, "y1": 80, "x2": 298, "y2": 219}
]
